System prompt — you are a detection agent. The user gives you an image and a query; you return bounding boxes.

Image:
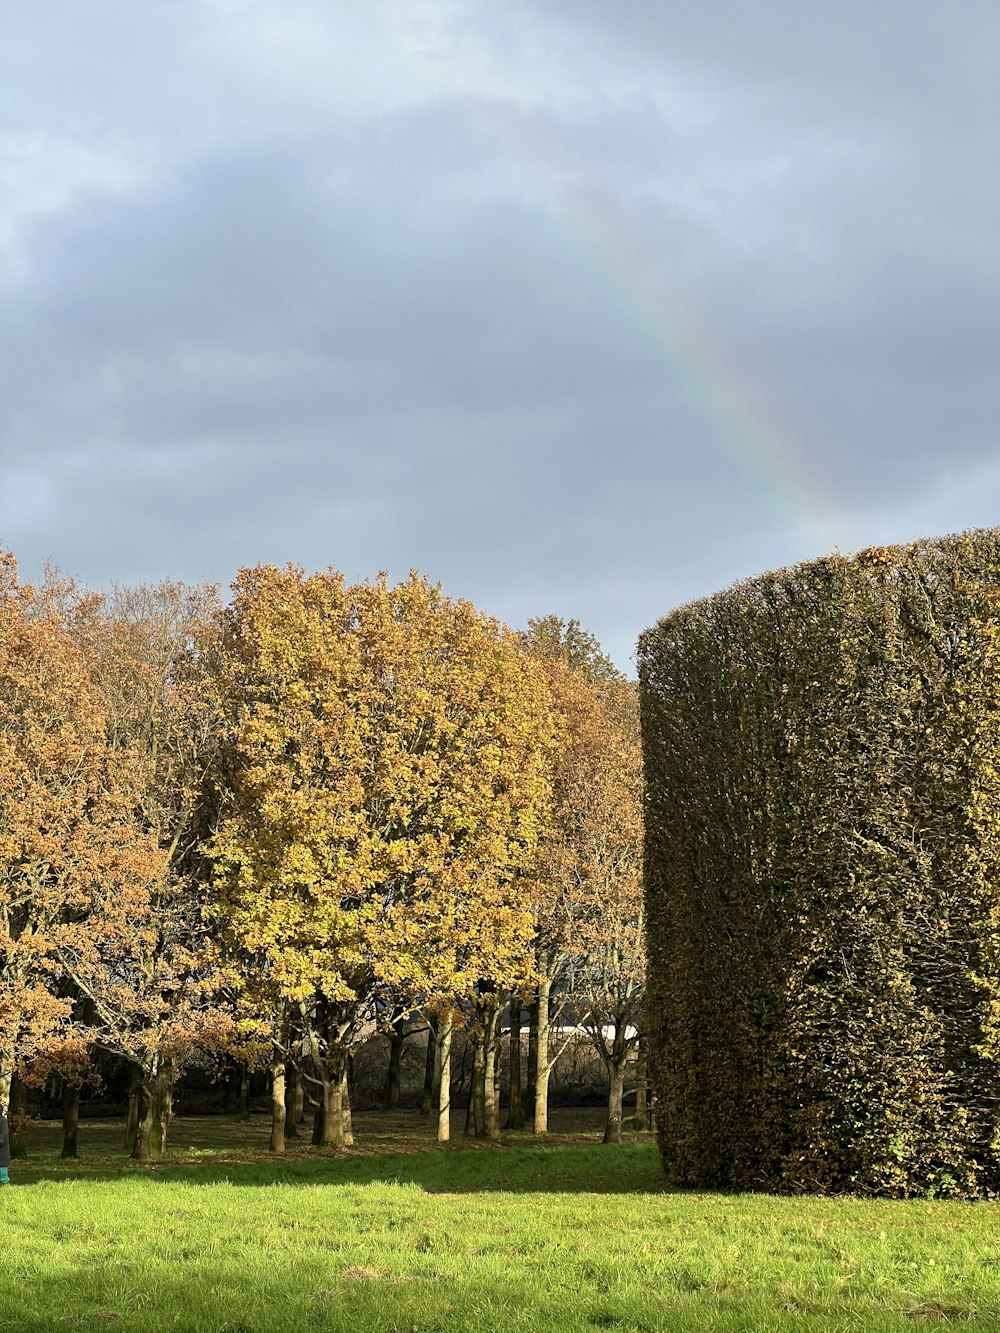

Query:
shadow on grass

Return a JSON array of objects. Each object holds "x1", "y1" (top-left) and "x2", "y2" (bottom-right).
[
  {"x1": 13, "y1": 1112, "x2": 667, "y2": 1195},
  {"x1": 14, "y1": 1143, "x2": 666, "y2": 1195}
]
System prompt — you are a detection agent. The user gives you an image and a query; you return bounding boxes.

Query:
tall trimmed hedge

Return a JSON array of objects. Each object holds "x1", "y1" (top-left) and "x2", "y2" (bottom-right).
[{"x1": 639, "y1": 530, "x2": 1000, "y2": 1196}]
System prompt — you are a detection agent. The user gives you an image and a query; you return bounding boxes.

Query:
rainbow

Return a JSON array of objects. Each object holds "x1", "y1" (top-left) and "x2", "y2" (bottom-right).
[
  {"x1": 374, "y1": 11, "x2": 843, "y2": 553},
  {"x1": 549, "y1": 185, "x2": 842, "y2": 552}
]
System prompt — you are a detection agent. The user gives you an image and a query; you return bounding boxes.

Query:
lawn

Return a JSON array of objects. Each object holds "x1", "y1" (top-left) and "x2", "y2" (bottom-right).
[{"x1": 2, "y1": 1110, "x2": 999, "y2": 1332}]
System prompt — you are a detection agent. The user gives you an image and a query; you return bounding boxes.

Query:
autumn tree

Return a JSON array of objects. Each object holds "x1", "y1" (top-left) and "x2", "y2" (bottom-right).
[
  {"x1": 521, "y1": 659, "x2": 600, "y2": 1134},
  {"x1": 521, "y1": 616, "x2": 621, "y2": 686},
  {"x1": 0, "y1": 554, "x2": 165, "y2": 1121},
  {"x1": 573, "y1": 681, "x2": 644, "y2": 1142},
  {"x1": 522, "y1": 620, "x2": 643, "y2": 1138},
  {"x1": 59, "y1": 582, "x2": 232, "y2": 1160},
  {"x1": 211, "y1": 566, "x2": 553, "y2": 1148}
]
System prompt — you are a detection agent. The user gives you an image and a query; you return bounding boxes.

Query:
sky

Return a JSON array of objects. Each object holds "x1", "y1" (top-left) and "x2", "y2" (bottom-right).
[{"x1": 1, "y1": 1, "x2": 998, "y2": 671}]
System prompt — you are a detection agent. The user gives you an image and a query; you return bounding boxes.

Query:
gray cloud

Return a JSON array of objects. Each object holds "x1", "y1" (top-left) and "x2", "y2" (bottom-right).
[{"x1": 1, "y1": 1, "x2": 997, "y2": 670}]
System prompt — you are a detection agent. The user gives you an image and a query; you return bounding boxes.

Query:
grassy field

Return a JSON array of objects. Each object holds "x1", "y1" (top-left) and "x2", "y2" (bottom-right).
[{"x1": 3, "y1": 1110, "x2": 999, "y2": 1332}]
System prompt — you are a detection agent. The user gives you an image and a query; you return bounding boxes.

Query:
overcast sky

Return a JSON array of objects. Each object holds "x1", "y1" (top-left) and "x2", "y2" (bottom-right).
[{"x1": 2, "y1": 2, "x2": 998, "y2": 670}]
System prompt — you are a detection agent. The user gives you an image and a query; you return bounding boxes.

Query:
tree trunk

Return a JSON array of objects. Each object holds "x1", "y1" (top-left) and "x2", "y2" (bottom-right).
[
  {"x1": 321, "y1": 1074, "x2": 344, "y2": 1148},
  {"x1": 341, "y1": 1062, "x2": 353, "y2": 1147},
  {"x1": 603, "y1": 1059, "x2": 626, "y2": 1145},
  {"x1": 526, "y1": 994, "x2": 538, "y2": 1117},
  {"x1": 470, "y1": 1022, "x2": 487, "y2": 1138},
  {"x1": 0, "y1": 1065, "x2": 10, "y2": 1118},
  {"x1": 303, "y1": 1003, "x2": 356, "y2": 1150},
  {"x1": 533, "y1": 976, "x2": 552, "y2": 1134},
  {"x1": 419, "y1": 1018, "x2": 437, "y2": 1116},
  {"x1": 270, "y1": 1055, "x2": 286, "y2": 1153},
  {"x1": 132, "y1": 1066, "x2": 156, "y2": 1163},
  {"x1": 458, "y1": 1034, "x2": 473, "y2": 1134},
  {"x1": 134, "y1": 1100, "x2": 155, "y2": 1162},
  {"x1": 483, "y1": 1002, "x2": 501, "y2": 1140},
  {"x1": 238, "y1": 1063, "x2": 251, "y2": 1121},
  {"x1": 130, "y1": 1054, "x2": 170, "y2": 1162},
  {"x1": 124, "y1": 1063, "x2": 141, "y2": 1153},
  {"x1": 506, "y1": 1002, "x2": 525, "y2": 1130},
  {"x1": 311, "y1": 1045, "x2": 348, "y2": 1149},
  {"x1": 285, "y1": 1061, "x2": 301, "y2": 1138},
  {"x1": 311, "y1": 1097, "x2": 325, "y2": 1145},
  {"x1": 437, "y1": 1014, "x2": 453, "y2": 1143},
  {"x1": 61, "y1": 1082, "x2": 80, "y2": 1159},
  {"x1": 383, "y1": 1014, "x2": 405, "y2": 1110},
  {"x1": 9, "y1": 1076, "x2": 28, "y2": 1158},
  {"x1": 150, "y1": 1058, "x2": 173, "y2": 1157}
]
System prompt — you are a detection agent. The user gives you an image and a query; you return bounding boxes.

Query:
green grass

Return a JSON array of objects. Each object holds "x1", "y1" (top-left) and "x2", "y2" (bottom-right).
[{"x1": 3, "y1": 1110, "x2": 999, "y2": 1331}]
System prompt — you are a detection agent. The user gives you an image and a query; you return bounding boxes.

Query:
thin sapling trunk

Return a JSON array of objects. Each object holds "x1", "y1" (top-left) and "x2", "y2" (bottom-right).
[
  {"x1": 270, "y1": 1055, "x2": 286, "y2": 1153},
  {"x1": 437, "y1": 1014, "x2": 453, "y2": 1143}
]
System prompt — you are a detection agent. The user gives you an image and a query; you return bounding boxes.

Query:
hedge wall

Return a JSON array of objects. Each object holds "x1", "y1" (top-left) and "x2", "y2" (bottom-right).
[{"x1": 639, "y1": 530, "x2": 1000, "y2": 1196}]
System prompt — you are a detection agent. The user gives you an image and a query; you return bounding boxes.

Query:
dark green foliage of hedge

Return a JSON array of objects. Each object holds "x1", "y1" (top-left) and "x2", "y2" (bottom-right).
[{"x1": 639, "y1": 530, "x2": 1000, "y2": 1196}]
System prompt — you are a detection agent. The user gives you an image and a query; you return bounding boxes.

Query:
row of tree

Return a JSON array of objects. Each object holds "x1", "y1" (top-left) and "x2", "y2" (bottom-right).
[{"x1": 0, "y1": 551, "x2": 644, "y2": 1160}]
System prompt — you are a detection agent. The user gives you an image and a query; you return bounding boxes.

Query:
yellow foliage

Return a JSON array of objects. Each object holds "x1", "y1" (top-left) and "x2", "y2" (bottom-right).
[{"x1": 211, "y1": 566, "x2": 555, "y2": 1019}]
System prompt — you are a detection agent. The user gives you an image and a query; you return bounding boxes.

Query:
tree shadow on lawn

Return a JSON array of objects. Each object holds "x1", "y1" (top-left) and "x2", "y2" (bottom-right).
[{"x1": 15, "y1": 1112, "x2": 667, "y2": 1195}]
